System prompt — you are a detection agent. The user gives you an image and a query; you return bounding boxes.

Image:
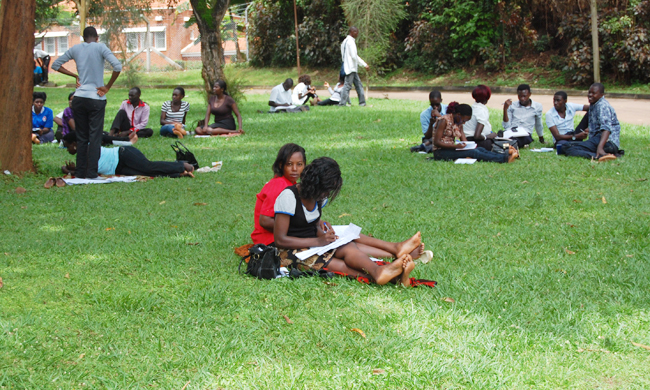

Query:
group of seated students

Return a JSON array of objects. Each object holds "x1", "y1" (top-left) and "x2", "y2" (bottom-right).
[
  {"x1": 33, "y1": 79, "x2": 245, "y2": 146},
  {"x1": 411, "y1": 82, "x2": 621, "y2": 162},
  {"x1": 268, "y1": 74, "x2": 349, "y2": 113},
  {"x1": 250, "y1": 143, "x2": 433, "y2": 287}
]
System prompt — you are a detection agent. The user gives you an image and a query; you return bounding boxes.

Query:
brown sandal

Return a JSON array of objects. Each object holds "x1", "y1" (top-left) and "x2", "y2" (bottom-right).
[
  {"x1": 44, "y1": 177, "x2": 55, "y2": 189},
  {"x1": 55, "y1": 177, "x2": 67, "y2": 187}
]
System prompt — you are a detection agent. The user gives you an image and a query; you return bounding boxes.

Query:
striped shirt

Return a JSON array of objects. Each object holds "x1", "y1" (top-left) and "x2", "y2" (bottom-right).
[{"x1": 161, "y1": 100, "x2": 190, "y2": 123}]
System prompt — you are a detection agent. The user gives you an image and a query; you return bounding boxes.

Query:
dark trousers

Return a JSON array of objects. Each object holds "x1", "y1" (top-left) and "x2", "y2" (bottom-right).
[
  {"x1": 339, "y1": 72, "x2": 365, "y2": 105},
  {"x1": 101, "y1": 131, "x2": 130, "y2": 146},
  {"x1": 555, "y1": 113, "x2": 590, "y2": 148},
  {"x1": 562, "y1": 133, "x2": 619, "y2": 159},
  {"x1": 512, "y1": 135, "x2": 534, "y2": 148},
  {"x1": 317, "y1": 98, "x2": 339, "y2": 106},
  {"x1": 72, "y1": 97, "x2": 106, "y2": 178},
  {"x1": 466, "y1": 136, "x2": 494, "y2": 150},
  {"x1": 41, "y1": 56, "x2": 50, "y2": 83},
  {"x1": 432, "y1": 147, "x2": 508, "y2": 163},
  {"x1": 110, "y1": 109, "x2": 153, "y2": 138},
  {"x1": 115, "y1": 146, "x2": 186, "y2": 177}
]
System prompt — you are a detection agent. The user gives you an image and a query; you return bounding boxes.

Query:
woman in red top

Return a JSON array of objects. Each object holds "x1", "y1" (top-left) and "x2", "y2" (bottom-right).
[
  {"x1": 251, "y1": 144, "x2": 430, "y2": 263},
  {"x1": 196, "y1": 80, "x2": 244, "y2": 136}
]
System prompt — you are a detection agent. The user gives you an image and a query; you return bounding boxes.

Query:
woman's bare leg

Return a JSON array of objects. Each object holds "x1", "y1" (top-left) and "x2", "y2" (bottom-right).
[
  {"x1": 400, "y1": 255, "x2": 415, "y2": 287},
  {"x1": 354, "y1": 233, "x2": 424, "y2": 259},
  {"x1": 335, "y1": 242, "x2": 404, "y2": 285},
  {"x1": 325, "y1": 258, "x2": 370, "y2": 278},
  {"x1": 355, "y1": 243, "x2": 393, "y2": 259}
]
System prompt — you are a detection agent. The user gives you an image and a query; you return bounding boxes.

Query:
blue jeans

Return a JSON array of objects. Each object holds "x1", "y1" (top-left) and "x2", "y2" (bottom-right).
[
  {"x1": 160, "y1": 124, "x2": 177, "y2": 137},
  {"x1": 561, "y1": 133, "x2": 619, "y2": 159},
  {"x1": 433, "y1": 147, "x2": 508, "y2": 163}
]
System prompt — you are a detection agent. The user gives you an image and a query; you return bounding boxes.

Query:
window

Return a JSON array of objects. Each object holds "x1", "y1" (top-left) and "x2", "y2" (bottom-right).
[
  {"x1": 154, "y1": 31, "x2": 166, "y2": 50},
  {"x1": 126, "y1": 32, "x2": 138, "y2": 52},
  {"x1": 44, "y1": 37, "x2": 56, "y2": 55},
  {"x1": 57, "y1": 36, "x2": 68, "y2": 54}
]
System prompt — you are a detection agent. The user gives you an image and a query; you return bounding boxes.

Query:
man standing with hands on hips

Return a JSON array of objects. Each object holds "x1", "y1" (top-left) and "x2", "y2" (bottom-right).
[
  {"x1": 51, "y1": 26, "x2": 122, "y2": 179},
  {"x1": 339, "y1": 26, "x2": 369, "y2": 107}
]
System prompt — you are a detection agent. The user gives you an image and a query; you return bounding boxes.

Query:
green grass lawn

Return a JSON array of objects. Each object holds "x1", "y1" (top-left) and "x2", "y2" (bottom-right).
[
  {"x1": 2, "y1": 89, "x2": 650, "y2": 389},
  {"x1": 45, "y1": 64, "x2": 650, "y2": 94}
]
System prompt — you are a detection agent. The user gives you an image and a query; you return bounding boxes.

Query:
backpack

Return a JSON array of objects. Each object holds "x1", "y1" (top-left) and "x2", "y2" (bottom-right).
[{"x1": 239, "y1": 244, "x2": 281, "y2": 280}]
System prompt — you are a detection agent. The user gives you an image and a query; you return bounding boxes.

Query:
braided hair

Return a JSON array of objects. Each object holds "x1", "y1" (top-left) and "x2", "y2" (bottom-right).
[{"x1": 298, "y1": 157, "x2": 343, "y2": 203}]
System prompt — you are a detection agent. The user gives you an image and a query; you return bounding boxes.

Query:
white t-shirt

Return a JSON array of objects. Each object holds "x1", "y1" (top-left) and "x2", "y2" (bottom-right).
[
  {"x1": 545, "y1": 103, "x2": 585, "y2": 141},
  {"x1": 34, "y1": 49, "x2": 49, "y2": 59},
  {"x1": 269, "y1": 84, "x2": 293, "y2": 112},
  {"x1": 463, "y1": 102, "x2": 492, "y2": 138},
  {"x1": 292, "y1": 82, "x2": 310, "y2": 105},
  {"x1": 274, "y1": 188, "x2": 328, "y2": 223},
  {"x1": 328, "y1": 84, "x2": 343, "y2": 102}
]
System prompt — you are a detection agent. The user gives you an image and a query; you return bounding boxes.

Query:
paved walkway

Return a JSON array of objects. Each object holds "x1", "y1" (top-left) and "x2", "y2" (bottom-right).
[{"x1": 246, "y1": 88, "x2": 650, "y2": 127}]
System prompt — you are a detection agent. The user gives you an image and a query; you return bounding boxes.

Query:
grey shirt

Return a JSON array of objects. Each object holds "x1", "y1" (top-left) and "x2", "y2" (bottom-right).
[
  {"x1": 52, "y1": 42, "x2": 122, "y2": 100},
  {"x1": 503, "y1": 100, "x2": 544, "y2": 137}
]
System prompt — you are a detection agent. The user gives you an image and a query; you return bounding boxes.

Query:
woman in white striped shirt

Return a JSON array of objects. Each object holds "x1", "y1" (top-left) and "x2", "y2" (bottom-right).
[{"x1": 160, "y1": 87, "x2": 190, "y2": 138}]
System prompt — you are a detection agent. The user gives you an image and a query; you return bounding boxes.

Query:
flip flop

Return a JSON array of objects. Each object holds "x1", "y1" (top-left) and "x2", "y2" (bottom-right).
[
  {"x1": 415, "y1": 250, "x2": 433, "y2": 265},
  {"x1": 598, "y1": 154, "x2": 617, "y2": 162},
  {"x1": 55, "y1": 177, "x2": 67, "y2": 187},
  {"x1": 44, "y1": 177, "x2": 55, "y2": 189}
]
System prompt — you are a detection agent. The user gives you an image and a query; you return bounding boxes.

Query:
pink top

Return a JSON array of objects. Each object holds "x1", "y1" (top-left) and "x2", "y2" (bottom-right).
[{"x1": 119, "y1": 100, "x2": 150, "y2": 131}]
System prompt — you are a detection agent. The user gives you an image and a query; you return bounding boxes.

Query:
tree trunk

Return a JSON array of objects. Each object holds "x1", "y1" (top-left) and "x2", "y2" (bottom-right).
[
  {"x1": 0, "y1": 0, "x2": 35, "y2": 173},
  {"x1": 190, "y1": 0, "x2": 230, "y2": 94}
]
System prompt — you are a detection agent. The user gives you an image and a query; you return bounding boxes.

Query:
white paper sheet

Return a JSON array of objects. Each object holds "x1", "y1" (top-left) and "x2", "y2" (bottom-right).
[
  {"x1": 455, "y1": 158, "x2": 477, "y2": 164},
  {"x1": 296, "y1": 223, "x2": 362, "y2": 260},
  {"x1": 502, "y1": 128, "x2": 531, "y2": 138},
  {"x1": 455, "y1": 141, "x2": 477, "y2": 150},
  {"x1": 531, "y1": 148, "x2": 555, "y2": 152},
  {"x1": 112, "y1": 140, "x2": 132, "y2": 146},
  {"x1": 63, "y1": 176, "x2": 138, "y2": 185}
]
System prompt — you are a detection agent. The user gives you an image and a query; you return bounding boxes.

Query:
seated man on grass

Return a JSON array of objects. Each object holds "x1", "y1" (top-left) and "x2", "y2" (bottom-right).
[
  {"x1": 410, "y1": 90, "x2": 447, "y2": 153},
  {"x1": 545, "y1": 91, "x2": 589, "y2": 149},
  {"x1": 109, "y1": 87, "x2": 153, "y2": 138},
  {"x1": 561, "y1": 83, "x2": 621, "y2": 162},
  {"x1": 268, "y1": 79, "x2": 307, "y2": 113},
  {"x1": 502, "y1": 84, "x2": 544, "y2": 147}
]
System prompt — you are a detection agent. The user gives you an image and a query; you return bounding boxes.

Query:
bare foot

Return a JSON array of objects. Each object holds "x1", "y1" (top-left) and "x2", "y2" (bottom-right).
[
  {"x1": 374, "y1": 255, "x2": 404, "y2": 285},
  {"x1": 400, "y1": 255, "x2": 415, "y2": 287},
  {"x1": 396, "y1": 232, "x2": 422, "y2": 258},
  {"x1": 181, "y1": 163, "x2": 194, "y2": 178},
  {"x1": 409, "y1": 243, "x2": 425, "y2": 260},
  {"x1": 128, "y1": 131, "x2": 138, "y2": 144}
]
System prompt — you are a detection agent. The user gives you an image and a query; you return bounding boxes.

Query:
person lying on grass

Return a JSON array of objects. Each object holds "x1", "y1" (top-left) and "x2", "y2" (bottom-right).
[
  {"x1": 196, "y1": 80, "x2": 244, "y2": 136},
  {"x1": 431, "y1": 102, "x2": 519, "y2": 163},
  {"x1": 273, "y1": 156, "x2": 421, "y2": 286},
  {"x1": 61, "y1": 132, "x2": 195, "y2": 178},
  {"x1": 252, "y1": 143, "x2": 430, "y2": 264}
]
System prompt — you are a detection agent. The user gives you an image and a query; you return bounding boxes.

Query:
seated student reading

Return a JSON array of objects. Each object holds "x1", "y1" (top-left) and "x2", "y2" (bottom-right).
[
  {"x1": 431, "y1": 102, "x2": 518, "y2": 163},
  {"x1": 545, "y1": 91, "x2": 589, "y2": 149},
  {"x1": 463, "y1": 85, "x2": 495, "y2": 150},
  {"x1": 502, "y1": 84, "x2": 544, "y2": 147},
  {"x1": 31, "y1": 92, "x2": 54, "y2": 144},
  {"x1": 109, "y1": 87, "x2": 153, "y2": 138},
  {"x1": 411, "y1": 90, "x2": 448, "y2": 153},
  {"x1": 196, "y1": 80, "x2": 244, "y2": 136},
  {"x1": 62, "y1": 132, "x2": 194, "y2": 178},
  {"x1": 561, "y1": 83, "x2": 620, "y2": 162},
  {"x1": 160, "y1": 87, "x2": 190, "y2": 138},
  {"x1": 252, "y1": 144, "x2": 430, "y2": 263},
  {"x1": 318, "y1": 76, "x2": 345, "y2": 106},
  {"x1": 292, "y1": 75, "x2": 321, "y2": 106},
  {"x1": 268, "y1": 78, "x2": 307, "y2": 113},
  {"x1": 53, "y1": 92, "x2": 76, "y2": 143},
  {"x1": 273, "y1": 157, "x2": 420, "y2": 286}
]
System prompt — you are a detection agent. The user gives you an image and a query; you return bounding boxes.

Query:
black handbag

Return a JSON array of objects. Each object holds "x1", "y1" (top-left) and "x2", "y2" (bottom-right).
[
  {"x1": 239, "y1": 244, "x2": 281, "y2": 280},
  {"x1": 171, "y1": 141, "x2": 199, "y2": 169},
  {"x1": 492, "y1": 139, "x2": 519, "y2": 154}
]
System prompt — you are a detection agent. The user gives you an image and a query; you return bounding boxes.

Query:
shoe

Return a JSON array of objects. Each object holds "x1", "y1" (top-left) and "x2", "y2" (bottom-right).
[
  {"x1": 359, "y1": 103, "x2": 366, "y2": 107},
  {"x1": 55, "y1": 177, "x2": 66, "y2": 187},
  {"x1": 598, "y1": 154, "x2": 617, "y2": 162},
  {"x1": 410, "y1": 144, "x2": 425, "y2": 153},
  {"x1": 415, "y1": 250, "x2": 433, "y2": 265},
  {"x1": 44, "y1": 177, "x2": 55, "y2": 189}
]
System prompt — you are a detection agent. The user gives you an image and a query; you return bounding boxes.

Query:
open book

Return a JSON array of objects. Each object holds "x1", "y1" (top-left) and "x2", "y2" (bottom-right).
[
  {"x1": 455, "y1": 141, "x2": 477, "y2": 150},
  {"x1": 295, "y1": 223, "x2": 362, "y2": 260}
]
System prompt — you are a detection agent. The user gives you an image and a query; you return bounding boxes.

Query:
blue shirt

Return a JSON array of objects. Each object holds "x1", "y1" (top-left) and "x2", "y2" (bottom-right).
[
  {"x1": 98, "y1": 147, "x2": 120, "y2": 175},
  {"x1": 32, "y1": 106, "x2": 53, "y2": 130},
  {"x1": 545, "y1": 103, "x2": 585, "y2": 141},
  {"x1": 34, "y1": 67, "x2": 43, "y2": 74},
  {"x1": 588, "y1": 97, "x2": 621, "y2": 147},
  {"x1": 420, "y1": 104, "x2": 448, "y2": 135},
  {"x1": 51, "y1": 42, "x2": 122, "y2": 100}
]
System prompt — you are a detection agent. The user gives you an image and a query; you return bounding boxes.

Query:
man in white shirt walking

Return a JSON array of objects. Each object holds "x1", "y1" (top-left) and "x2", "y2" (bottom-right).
[{"x1": 339, "y1": 26, "x2": 369, "y2": 107}]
